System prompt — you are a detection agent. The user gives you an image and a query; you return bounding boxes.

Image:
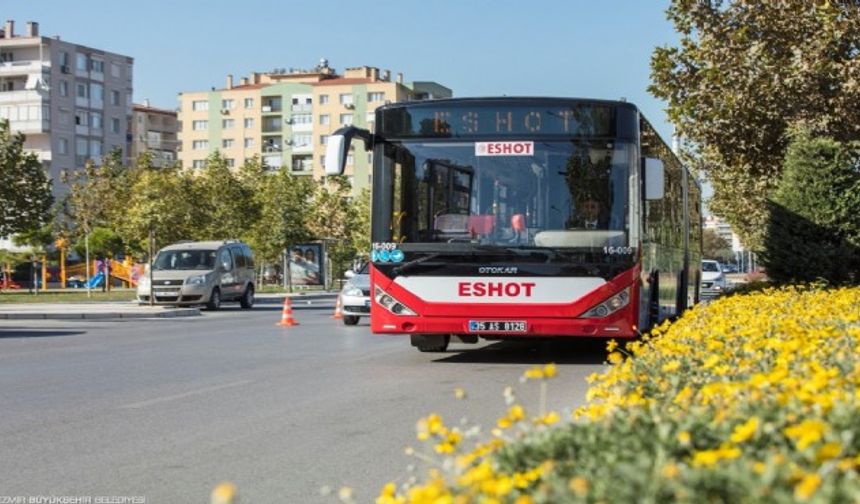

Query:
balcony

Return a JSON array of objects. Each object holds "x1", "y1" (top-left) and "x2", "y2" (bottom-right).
[
  {"x1": 291, "y1": 156, "x2": 313, "y2": 173},
  {"x1": 261, "y1": 99, "x2": 282, "y2": 113},
  {"x1": 290, "y1": 104, "x2": 312, "y2": 113},
  {"x1": 0, "y1": 60, "x2": 48, "y2": 77},
  {"x1": 0, "y1": 89, "x2": 47, "y2": 104}
]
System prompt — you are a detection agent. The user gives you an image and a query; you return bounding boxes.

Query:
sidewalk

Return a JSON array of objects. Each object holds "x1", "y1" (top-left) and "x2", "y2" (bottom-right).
[
  {"x1": 0, "y1": 302, "x2": 200, "y2": 320},
  {"x1": 0, "y1": 291, "x2": 339, "y2": 320}
]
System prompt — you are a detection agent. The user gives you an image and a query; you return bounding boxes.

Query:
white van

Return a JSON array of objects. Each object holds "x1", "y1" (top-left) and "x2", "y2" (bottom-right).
[{"x1": 137, "y1": 240, "x2": 256, "y2": 310}]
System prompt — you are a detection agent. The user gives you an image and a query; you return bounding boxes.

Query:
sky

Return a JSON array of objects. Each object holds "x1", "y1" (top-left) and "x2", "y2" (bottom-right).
[{"x1": 12, "y1": 0, "x2": 682, "y2": 141}]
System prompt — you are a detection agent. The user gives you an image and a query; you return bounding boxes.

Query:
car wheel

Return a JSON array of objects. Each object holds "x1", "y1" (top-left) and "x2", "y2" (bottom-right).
[
  {"x1": 239, "y1": 284, "x2": 255, "y2": 309},
  {"x1": 343, "y1": 315, "x2": 360, "y2": 326},
  {"x1": 206, "y1": 287, "x2": 221, "y2": 311},
  {"x1": 410, "y1": 334, "x2": 450, "y2": 353}
]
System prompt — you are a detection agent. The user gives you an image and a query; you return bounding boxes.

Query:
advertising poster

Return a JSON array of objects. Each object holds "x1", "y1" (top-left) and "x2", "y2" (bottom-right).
[{"x1": 289, "y1": 243, "x2": 323, "y2": 286}]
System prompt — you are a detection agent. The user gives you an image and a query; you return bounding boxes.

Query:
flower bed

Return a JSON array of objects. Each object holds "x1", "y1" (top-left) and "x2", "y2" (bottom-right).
[{"x1": 382, "y1": 286, "x2": 860, "y2": 503}]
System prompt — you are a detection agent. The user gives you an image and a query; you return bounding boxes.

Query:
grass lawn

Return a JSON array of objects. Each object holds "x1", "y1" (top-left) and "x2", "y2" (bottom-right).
[{"x1": 0, "y1": 289, "x2": 137, "y2": 303}]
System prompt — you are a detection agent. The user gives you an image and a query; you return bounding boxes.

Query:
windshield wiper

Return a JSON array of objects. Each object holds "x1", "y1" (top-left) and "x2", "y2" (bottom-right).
[{"x1": 391, "y1": 253, "x2": 443, "y2": 276}]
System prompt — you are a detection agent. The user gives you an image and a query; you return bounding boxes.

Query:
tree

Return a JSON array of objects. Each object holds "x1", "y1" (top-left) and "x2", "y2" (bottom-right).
[
  {"x1": 351, "y1": 188, "x2": 371, "y2": 261},
  {"x1": 761, "y1": 133, "x2": 860, "y2": 284},
  {"x1": 307, "y1": 176, "x2": 357, "y2": 285},
  {"x1": 650, "y1": 1, "x2": 860, "y2": 249},
  {"x1": 247, "y1": 167, "x2": 315, "y2": 266},
  {"x1": 62, "y1": 150, "x2": 131, "y2": 235},
  {"x1": 0, "y1": 119, "x2": 53, "y2": 237},
  {"x1": 73, "y1": 227, "x2": 123, "y2": 259},
  {"x1": 703, "y1": 228, "x2": 733, "y2": 263},
  {"x1": 118, "y1": 166, "x2": 199, "y2": 254},
  {"x1": 193, "y1": 152, "x2": 254, "y2": 241}
]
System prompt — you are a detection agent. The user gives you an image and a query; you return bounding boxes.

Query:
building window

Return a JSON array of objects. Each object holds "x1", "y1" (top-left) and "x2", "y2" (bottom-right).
[
  {"x1": 90, "y1": 83, "x2": 104, "y2": 102},
  {"x1": 222, "y1": 99, "x2": 234, "y2": 110},
  {"x1": 292, "y1": 134, "x2": 311, "y2": 147},
  {"x1": 59, "y1": 51, "x2": 69, "y2": 67},
  {"x1": 222, "y1": 119, "x2": 235, "y2": 129},
  {"x1": 193, "y1": 140, "x2": 209, "y2": 150},
  {"x1": 192, "y1": 120, "x2": 208, "y2": 131},
  {"x1": 58, "y1": 138, "x2": 69, "y2": 155},
  {"x1": 75, "y1": 53, "x2": 88, "y2": 71},
  {"x1": 76, "y1": 83, "x2": 88, "y2": 98},
  {"x1": 111, "y1": 117, "x2": 120, "y2": 133},
  {"x1": 367, "y1": 92, "x2": 385, "y2": 102},
  {"x1": 222, "y1": 138, "x2": 234, "y2": 148},
  {"x1": 90, "y1": 112, "x2": 103, "y2": 130},
  {"x1": 192, "y1": 160, "x2": 205, "y2": 169},
  {"x1": 319, "y1": 94, "x2": 329, "y2": 105},
  {"x1": 339, "y1": 93, "x2": 353, "y2": 105},
  {"x1": 339, "y1": 114, "x2": 353, "y2": 125},
  {"x1": 320, "y1": 135, "x2": 328, "y2": 145},
  {"x1": 90, "y1": 59, "x2": 104, "y2": 73},
  {"x1": 225, "y1": 158, "x2": 235, "y2": 168},
  {"x1": 74, "y1": 111, "x2": 87, "y2": 126},
  {"x1": 59, "y1": 80, "x2": 68, "y2": 97},
  {"x1": 110, "y1": 62, "x2": 120, "y2": 78},
  {"x1": 111, "y1": 90, "x2": 120, "y2": 106},
  {"x1": 347, "y1": 153, "x2": 354, "y2": 165},
  {"x1": 243, "y1": 118, "x2": 254, "y2": 129},
  {"x1": 244, "y1": 98, "x2": 254, "y2": 109},
  {"x1": 292, "y1": 114, "x2": 312, "y2": 124},
  {"x1": 319, "y1": 114, "x2": 330, "y2": 125},
  {"x1": 192, "y1": 100, "x2": 209, "y2": 111},
  {"x1": 319, "y1": 155, "x2": 326, "y2": 168},
  {"x1": 244, "y1": 138, "x2": 254, "y2": 148},
  {"x1": 90, "y1": 140, "x2": 103, "y2": 158}
]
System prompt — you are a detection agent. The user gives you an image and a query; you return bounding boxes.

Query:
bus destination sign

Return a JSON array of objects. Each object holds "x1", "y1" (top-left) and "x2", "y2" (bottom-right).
[{"x1": 379, "y1": 103, "x2": 616, "y2": 139}]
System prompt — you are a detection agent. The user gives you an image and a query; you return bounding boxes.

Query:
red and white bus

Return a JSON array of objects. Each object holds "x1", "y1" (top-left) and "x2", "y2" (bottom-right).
[{"x1": 326, "y1": 98, "x2": 702, "y2": 352}]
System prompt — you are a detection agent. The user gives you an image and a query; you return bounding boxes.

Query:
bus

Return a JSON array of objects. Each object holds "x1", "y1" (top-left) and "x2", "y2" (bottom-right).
[{"x1": 326, "y1": 97, "x2": 702, "y2": 352}]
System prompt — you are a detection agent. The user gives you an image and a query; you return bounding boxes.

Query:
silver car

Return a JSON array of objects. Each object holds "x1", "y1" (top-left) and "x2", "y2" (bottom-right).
[
  {"x1": 137, "y1": 240, "x2": 256, "y2": 310},
  {"x1": 340, "y1": 263, "x2": 370, "y2": 325}
]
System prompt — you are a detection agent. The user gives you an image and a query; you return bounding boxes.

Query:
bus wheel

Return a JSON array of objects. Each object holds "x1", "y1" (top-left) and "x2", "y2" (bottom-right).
[{"x1": 411, "y1": 334, "x2": 450, "y2": 353}]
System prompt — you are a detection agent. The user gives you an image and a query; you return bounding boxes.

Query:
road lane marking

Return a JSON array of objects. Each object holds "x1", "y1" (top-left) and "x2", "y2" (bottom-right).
[{"x1": 119, "y1": 379, "x2": 253, "y2": 409}]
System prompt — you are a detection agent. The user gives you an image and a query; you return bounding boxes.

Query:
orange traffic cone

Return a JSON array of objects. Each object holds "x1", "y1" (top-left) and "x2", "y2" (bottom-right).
[
  {"x1": 276, "y1": 296, "x2": 299, "y2": 327},
  {"x1": 332, "y1": 295, "x2": 344, "y2": 319}
]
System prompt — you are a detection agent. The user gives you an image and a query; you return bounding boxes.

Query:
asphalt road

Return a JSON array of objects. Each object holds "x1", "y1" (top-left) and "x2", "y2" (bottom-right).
[{"x1": 0, "y1": 298, "x2": 608, "y2": 503}]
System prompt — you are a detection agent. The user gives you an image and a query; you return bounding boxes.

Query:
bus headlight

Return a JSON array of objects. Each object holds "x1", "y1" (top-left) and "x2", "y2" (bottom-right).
[
  {"x1": 579, "y1": 287, "x2": 631, "y2": 318},
  {"x1": 374, "y1": 286, "x2": 417, "y2": 316}
]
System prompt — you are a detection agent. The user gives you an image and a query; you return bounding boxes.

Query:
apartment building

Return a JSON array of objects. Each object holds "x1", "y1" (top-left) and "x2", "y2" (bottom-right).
[
  {"x1": 177, "y1": 60, "x2": 451, "y2": 192},
  {"x1": 130, "y1": 100, "x2": 178, "y2": 167},
  {"x1": 0, "y1": 20, "x2": 133, "y2": 196}
]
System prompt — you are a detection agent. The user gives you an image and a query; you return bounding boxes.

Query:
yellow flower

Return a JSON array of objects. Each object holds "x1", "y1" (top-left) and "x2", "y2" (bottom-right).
[
  {"x1": 729, "y1": 417, "x2": 759, "y2": 444},
  {"x1": 677, "y1": 431, "x2": 691, "y2": 445},
  {"x1": 661, "y1": 360, "x2": 681, "y2": 373},
  {"x1": 607, "y1": 351, "x2": 623, "y2": 364},
  {"x1": 454, "y1": 387, "x2": 466, "y2": 400},
  {"x1": 606, "y1": 339, "x2": 618, "y2": 352},
  {"x1": 661, "y1": 463, "x2": 680, "y2": 479},
  {"x1": 568, "y1": 476, "x2": 589, "y2": 496},
  {"x1": 543, "y1": 363, "x2": 557, "y2": 378},
  {"x1": 816, "y1": 442, "x2": 842, "y2": 462},
  {"x1": 514, "y1": 497, "x2": 534, "y2": 504},
  {"x1": 794, "y1": 473, "x2": 821, "y2": 500}
]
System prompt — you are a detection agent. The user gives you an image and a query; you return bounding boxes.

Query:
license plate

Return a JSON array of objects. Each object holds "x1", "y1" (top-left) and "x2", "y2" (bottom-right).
[
  {"x1": 468, "y1": 320, "x2": 527, "y2": 333},
  {"x1": 158, "y1": 290, "x2": 180, "y2": 296}
]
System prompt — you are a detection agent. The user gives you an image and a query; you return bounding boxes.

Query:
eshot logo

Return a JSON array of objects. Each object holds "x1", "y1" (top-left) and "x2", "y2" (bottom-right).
[{"x1": 372, "y1": 248, "x2": 405, "y2": 263}]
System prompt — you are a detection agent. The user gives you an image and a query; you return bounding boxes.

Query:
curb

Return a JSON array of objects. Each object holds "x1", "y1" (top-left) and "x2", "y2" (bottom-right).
[{"x1": 0, "y1": 308, "x2": 201, "y2": 320}]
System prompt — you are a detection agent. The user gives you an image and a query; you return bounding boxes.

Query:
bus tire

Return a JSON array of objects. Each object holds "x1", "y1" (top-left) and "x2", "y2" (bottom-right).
[{"x1": 411, "y1": 334, "x2": 449, "y2": 353}]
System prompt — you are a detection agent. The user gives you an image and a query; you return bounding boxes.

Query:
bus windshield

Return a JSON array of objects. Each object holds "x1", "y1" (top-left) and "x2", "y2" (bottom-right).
[{"x1": 375, "y1": 140, "x2": 636, "y2": 250}]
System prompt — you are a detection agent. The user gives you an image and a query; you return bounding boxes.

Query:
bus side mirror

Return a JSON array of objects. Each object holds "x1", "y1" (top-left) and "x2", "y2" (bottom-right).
[
  {"x1": 644, "y1": 158, "x2": 665, "y2": 200},
  {"x1": 324, "y1": 126, "x2": 373, "y2": 176}
]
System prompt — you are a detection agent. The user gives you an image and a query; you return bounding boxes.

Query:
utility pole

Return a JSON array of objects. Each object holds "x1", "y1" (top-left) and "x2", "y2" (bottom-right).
[{"x1": 148, "y1": 226, "x2": 154, "y2": 307}]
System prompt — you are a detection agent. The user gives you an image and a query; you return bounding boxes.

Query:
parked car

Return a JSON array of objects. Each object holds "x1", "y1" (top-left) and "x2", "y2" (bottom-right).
[
  {"x1": 340, "y1": 263, "x2": 370, "y2": 326},
  {"x1": 136, "y1": 240, "x2": 256, "y2": 310},
  {"x1": 701, "y1": 259, "x2": 728, "y2": 296}
]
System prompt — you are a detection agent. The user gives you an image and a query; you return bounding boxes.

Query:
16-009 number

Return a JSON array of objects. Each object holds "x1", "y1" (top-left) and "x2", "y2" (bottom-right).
[{"x1": 604, "y1": 246, "x2": 634, "y2": 255}]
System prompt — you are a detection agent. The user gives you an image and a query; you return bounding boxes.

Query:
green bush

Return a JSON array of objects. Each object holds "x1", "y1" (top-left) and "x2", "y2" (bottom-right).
[{"x1": 761, "y1": 134, "x2": 860, "y2": 285}]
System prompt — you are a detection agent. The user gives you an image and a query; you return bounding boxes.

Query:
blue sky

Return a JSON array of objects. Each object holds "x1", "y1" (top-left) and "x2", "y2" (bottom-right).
[{"x1": 12, "y1": 1, "x2": 681, "y2": 140}]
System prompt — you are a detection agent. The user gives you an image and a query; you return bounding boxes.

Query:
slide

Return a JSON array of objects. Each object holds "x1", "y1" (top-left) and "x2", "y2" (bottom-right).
[{"x1": 85, "y1": 272, "x2": 105, "y2": 289}]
